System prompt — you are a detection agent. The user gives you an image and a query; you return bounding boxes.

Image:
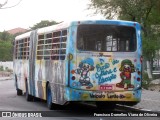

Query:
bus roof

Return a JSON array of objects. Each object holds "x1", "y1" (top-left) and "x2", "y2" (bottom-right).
[
  {"x1": 15, "y1": 31, "x2": 31, "y2": 41},
  {"x1": 70, "y1": 20, "x2": 140, "y2": 26},
  {"x1": 15, "y1": 21, "x2": 71, "y2": 41},
  {"x1": 15, "y1": 20, "x2": 140, "y2": 41},
  {"x1": 37, "y1": 21, "x2": 70, "y2": 34}
]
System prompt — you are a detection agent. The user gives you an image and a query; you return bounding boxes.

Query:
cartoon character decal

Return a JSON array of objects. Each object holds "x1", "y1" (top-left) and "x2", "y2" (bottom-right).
[
  {"x1": 76, "y1": 58, "x2": 94, "y2": 88},
  {"x1": 116, "y1": 59, "x2": 135, "y2": 89}
]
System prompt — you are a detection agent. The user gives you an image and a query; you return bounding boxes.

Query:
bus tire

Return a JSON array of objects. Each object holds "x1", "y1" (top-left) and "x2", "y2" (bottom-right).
[
  {"x1": 96, "y1": 102, "x2": 116, "y2": 110},
  {"x1": 25, "y1": 81, "x2": 33, "y2": 101},
  {"x1": 46, "y1": 83, "x2": 54, "y2": 110},
  {"x1": 17, "y1": 89, "x2": 23, "y2": 96}
]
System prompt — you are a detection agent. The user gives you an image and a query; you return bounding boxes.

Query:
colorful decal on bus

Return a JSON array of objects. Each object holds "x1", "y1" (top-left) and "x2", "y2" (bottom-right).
[
  {"x1": 76, "y1": 58, "x2": 94, "y2": 88},
  {"x1": 116, "y1": 59, "x2": 135, "y2": 89}
]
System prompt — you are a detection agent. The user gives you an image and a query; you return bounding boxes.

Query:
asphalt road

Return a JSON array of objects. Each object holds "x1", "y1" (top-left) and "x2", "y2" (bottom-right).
[{"x1": 0, "y1": 79, "x2": 159, "y2": 120}]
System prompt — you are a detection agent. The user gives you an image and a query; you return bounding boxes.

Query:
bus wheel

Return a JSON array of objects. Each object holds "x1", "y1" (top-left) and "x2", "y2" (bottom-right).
[
  {"x1": 25, "y1": 82, "x2": 33, "y2": 101},
  {"x1": 47, "y1": 83, "x2": 55, "y2": 110},
  {"x1": 17, "y1": 89, "x2": 23, "y2": 96},
  {"x1": 96, "y1": 102, "x2": 116, "y2": 110}
]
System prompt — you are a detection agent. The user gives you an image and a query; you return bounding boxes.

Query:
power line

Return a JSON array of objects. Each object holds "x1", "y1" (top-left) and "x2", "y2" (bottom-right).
[
  {"x1": 0, "y1": 0, "x2": 22, "y2": 9},
  {"x1": 0, "y1": 0, "x2": 8, "y2": 8}
]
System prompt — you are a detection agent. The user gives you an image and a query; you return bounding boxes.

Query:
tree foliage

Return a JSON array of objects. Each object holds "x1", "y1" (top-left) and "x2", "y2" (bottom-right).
[
  {"x1": 0, "y1": 40, "x2": 13, "y2": 61},
  {"x1": 30, "y1": 20, "x2": 58, "y2": 30},
  {"x1": 89, "y1": 0, "x2": 160, "y2": 60},
  {"x1": 0, "y1": 31, "x2": 13, "y2": 61},
  {"x1": 0, "y1": 31, "x2": 14, "y2": 41},
  {"x1": 89, "y1": 0, "x2": 160, "y2": 23}
]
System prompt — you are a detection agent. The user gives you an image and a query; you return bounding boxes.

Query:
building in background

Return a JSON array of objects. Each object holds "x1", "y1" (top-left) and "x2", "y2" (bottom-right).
[{"x1": 7, "y1": 27, "x2": 28, "y2": 35}]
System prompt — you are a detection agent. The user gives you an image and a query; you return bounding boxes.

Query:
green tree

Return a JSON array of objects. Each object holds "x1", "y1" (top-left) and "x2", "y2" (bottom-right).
[
  {"x1": 0, "y1": 31, "x2": 14, "y2": 41},
  {"x1": 89, "y1": 0, "x2": 160, "y2": 79},
  {"x1": 88, "y1": 0, "x2": 160, "y2": 22},
  {"x1": 0, "y1": 31, "x2": 13, "y2": 61},
  {"x1": 0, "y1": 40, "x2": 13, "y2": 61},
  {"x1": 30, "y1": 20, "x2": 58, "y2": 30}
]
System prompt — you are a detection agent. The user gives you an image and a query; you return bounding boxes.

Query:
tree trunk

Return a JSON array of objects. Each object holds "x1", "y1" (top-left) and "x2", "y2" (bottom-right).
[{"x1": 146, "y1": 61, "x2": 153, "y2": 79}]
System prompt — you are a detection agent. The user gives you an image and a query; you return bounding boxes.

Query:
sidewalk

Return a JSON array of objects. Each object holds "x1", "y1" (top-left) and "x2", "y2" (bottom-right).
[
  {"x1": 0, "y1": 76, "x2": 13, "y2": 81},
  {"x1": 134, "y1": 89, "x2": 160, "y2": 112}
]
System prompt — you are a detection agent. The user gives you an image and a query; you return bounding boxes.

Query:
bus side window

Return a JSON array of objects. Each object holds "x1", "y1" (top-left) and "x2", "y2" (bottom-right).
[
  {"x1": 37, "y1": 34, "x2": 45, "y2": 60},
  {"x1": 15, "y1": 41, "x2": 18, "y2": 59},
  {"x1": 18, "y1": 39, "x2": 23, "y2": 59},
  {"x1": 51, "y1": 44, "x2": 59, "y2": 60},
  {"x1": 51, "y1": 30, "x2": 67, "y2": 60},
  {"x1": 60, "y1": 30, "x2": 67, "y2": 60}
]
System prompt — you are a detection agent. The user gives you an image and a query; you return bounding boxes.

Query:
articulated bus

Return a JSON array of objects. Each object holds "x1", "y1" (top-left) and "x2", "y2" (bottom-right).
[{"x1": 13, "y1": 20, "x2": 142, "y2": 110}]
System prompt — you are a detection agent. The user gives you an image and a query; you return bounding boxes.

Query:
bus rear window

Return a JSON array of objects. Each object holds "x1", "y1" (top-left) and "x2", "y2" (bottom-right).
[{"x1": 77, "y1": 25, "x2": 137, "y2": 52}]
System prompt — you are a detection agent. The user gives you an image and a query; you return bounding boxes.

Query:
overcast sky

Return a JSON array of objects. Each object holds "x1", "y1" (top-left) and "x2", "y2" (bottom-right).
[{"x1": 0, "y1": 0, "x2": 105, "y2": 31}]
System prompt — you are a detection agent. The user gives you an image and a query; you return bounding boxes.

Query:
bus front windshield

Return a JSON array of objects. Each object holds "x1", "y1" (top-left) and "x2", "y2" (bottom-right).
[{"x1": 77, "y1": 25, "x2": 137, "y2": 52}]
